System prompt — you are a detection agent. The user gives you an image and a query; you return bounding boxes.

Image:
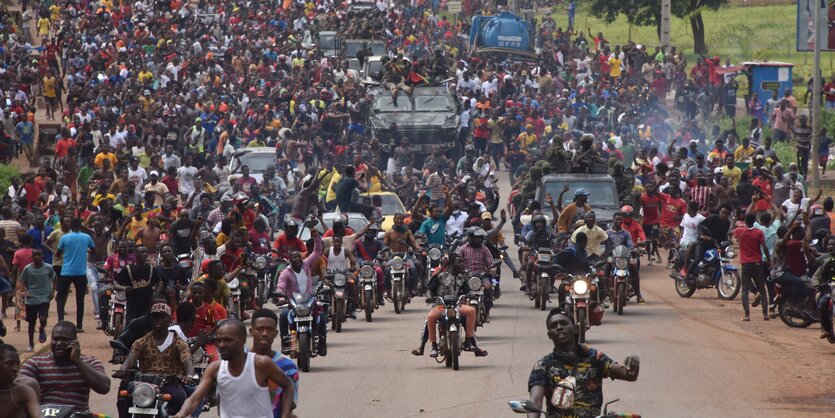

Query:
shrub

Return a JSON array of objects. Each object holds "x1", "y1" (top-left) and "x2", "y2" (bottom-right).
[{"x1": 0, "y1": 164, "x2": 18, "y2": 195}]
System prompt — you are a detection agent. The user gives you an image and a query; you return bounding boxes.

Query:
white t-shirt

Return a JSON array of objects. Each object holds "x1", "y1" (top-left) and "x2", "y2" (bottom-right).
[
  {"x1": 128, "y1": 166, "x2": 148, "y2": 193},
  {"x1": 680, "y1": 213, "x2": 705, "y2": 245},
  {"x1": 445, "y1": 211, "x2": 468, "y2": 236},
  {"x1": 294, "y1": 267, "x2": 308, "y2": 294},
  {"x1": 782, "y1": 198, "x2": 810, "y2": 220},
  {"x1": 177, "y1": 165, "x2": 199, "y2": 195}
]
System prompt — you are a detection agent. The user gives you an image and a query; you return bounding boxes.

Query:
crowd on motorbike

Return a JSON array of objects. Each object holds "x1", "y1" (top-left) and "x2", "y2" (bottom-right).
[{"x1": 0, "y1": 0, "x2": 829, "y2": 415}]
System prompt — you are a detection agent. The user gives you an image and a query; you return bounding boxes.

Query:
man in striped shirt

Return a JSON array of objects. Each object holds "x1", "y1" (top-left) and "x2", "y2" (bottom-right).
[
  {"x1": 455, "y1": 228, "x2": 496, "y2": 320},
  {"x1": 249, "y1": 309, "x2": 299, "y2": 418},
  {"x1": 20, "y1": 321, "x2": 110, "y2": 412},
  {"x1": 688, "y1": 174, "x2": 714, "y2": 212}
]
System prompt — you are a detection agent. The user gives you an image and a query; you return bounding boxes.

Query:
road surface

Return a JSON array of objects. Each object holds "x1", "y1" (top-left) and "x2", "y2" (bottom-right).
[{"x1": 28, "y1": 171, "x2": 833, "y2": 417}]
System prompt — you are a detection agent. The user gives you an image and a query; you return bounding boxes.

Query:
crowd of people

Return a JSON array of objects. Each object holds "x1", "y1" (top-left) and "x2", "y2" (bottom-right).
[{"x1": 0, "y1": 0, "x2": 828, "y2": 416}]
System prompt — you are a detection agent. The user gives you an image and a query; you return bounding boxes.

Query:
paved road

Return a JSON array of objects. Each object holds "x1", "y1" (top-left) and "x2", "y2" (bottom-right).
[{"x1": 37, "y1": 171, "x2": 832, "y2": 417}]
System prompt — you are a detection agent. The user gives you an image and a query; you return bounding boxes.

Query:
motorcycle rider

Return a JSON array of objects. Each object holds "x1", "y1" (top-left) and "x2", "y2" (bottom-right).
[
  {"x1": 557, "y1": 188, "x2": 592, "y2": 234},
  {"x1": 353, "y1": 223, "x2": 386, "y2": 305},
  {"x1": 273, "y1": 217, "x2": 307, "y2": 259},
  {"x1": 456, "y1": 227, "x2": 496, "y2": 321},
  {"x1": 276, "y1": 229, "x2": 327, "y2": 356},
  {"x1": 526, "y1": 308, "x2": 639, "y2": 417},
  {"x1": 685, "y1": 205, "x2": 732, "y2": 281},
  {"x1": 607, "y1": 212, "x2": 645, "y2": 304},
  {"x1": 411, "y1": 253, "x2": 487, "y2": 358},
  {"x1": 326, "y1": 235, "x2": 359, "y2": 318},
  {"x1": 115, "y1": 303, "x2": 194, "y2": 418},
  {"x1": 571, "y1": 212, "x2": 608, "y2": 262},
  {"x1": 384, "y1": 213, "x2": 420, "y2": 295},
  {"x1": 812, "y1": 235, "x2": 835, "y2": 343},
  {"x1": 522, "y1": 214, "x2": 556, "y2": 294},
  {"x1": 555, "y1": 232, "x2": 590, "y2": 274}
]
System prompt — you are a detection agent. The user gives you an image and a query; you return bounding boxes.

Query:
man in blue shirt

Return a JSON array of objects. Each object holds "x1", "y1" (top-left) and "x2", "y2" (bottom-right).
[
  {"x1": 55, "y1": 217, "x2": 95, "y2": 331},
  {"x1": 15, "y1": 119, "x2": 35, "y2": 165},
  {"x1": 418, "y1": 188, "x2": 454, "y2": 246}
]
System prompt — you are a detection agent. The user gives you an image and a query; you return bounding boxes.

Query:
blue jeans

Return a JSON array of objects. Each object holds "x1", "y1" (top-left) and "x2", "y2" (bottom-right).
[{"x1": 184, "y1": 384, "x2": 205, "y2": 417}]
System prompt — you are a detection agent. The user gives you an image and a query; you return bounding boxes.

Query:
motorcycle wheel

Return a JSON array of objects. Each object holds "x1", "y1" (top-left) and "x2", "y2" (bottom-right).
[
  {"x1": 392, "y1": 283, "x2": 401, "y2": 314},
  {"x1": 617, "y1": 282, "x2": 626, "y2": 316},
  {"x1": 441, "y1": 335, "x2": 451, "y2": 367},
  {"x1": 475, "y1": 304, "x2": 483, "y2": 328},
  {"x1": 717, "y1": 270, "x2": 741, "y2": 300},
  {"x1": 398, "y1": 281, "x2": 407, "y2": 313},
  {"x1": 450, "y1": 330, "x2": 460, "y2": 371},
  {"x1": 533, "y1": 281, "x2": 540, "y2": 308},
  {"x1": 297, "y1": 333, "x2": 311, "y2": 372},
  {"x1": 257, "y1": 282, "x2": 266, "y2": 308},
  {"x1": 576, "y1": 308, "x2": 587, "y2": 344},
  {"x1": 538, "y1": 277, "x2": 548, "y2": 311},
  {"x1": 364, "y1": 290, "x2": 373, "y2": 323},
  {"x1": 778, "y1": 299, "x2": 814, "y2": 328},
  {"x1": 112, "y1": 312, "x2": 123, "y2": 338},
  {"x1": 334, "y1": 299, "x2": 344, "y2": 333},
  {"x1": 675, "y1": 278, "x2": 697, "y2": 298}
]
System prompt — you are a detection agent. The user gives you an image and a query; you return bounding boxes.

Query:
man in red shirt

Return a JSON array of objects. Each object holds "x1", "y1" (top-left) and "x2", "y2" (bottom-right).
[
  {"x1": 824, "y1": 74, "x2": 835, "y2": 110},
  {"x1": 273, "y1": 221, "x2": 307, "y2": 259},
  {"x1": 659, "y1": 186, "x2": 686, "y2": 247},
  {"x1": 55, "y1": 134, "x2": 77, "y2": 159},
  {"x1": 640, "y1": 183, "x2": 664, "y2": 264},
  {"x1": 732, "y1": 212, "x2": 770, "y2": 321}
]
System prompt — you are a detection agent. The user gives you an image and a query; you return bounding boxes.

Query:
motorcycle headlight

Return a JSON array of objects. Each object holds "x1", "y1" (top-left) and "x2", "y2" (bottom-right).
[
  {"x1": 179, "y1": 260, "x2": 192, "y2": 269},
  {"x1": 132, "y1": 383, "x2": 156, "y2": 408},
  {"x1": 361, "y1": 265, "x2": 375, "y2": 278},
  {"x1": 429, "y1": 248, "x2": 442, "y2": 261},
  {"x1": 572, "y1": 279, "x2": 589, "y2": 296},
  {"x1": 615, "y1": 257, "x2": 629, "y2": 270},
  {"x1": 255, "y1": 256, "x2": 267, "y2": 269},
  {"x1": 537, "y1": 254, "x2": 551, "y2": 262},
  {"x1": 724, "y1": 246, "x2": 735, "y2": 259},
  {"x1": 295, "y1": 305, "x2": 312, "y2": 317},
  {"x1": 607, "y1": 256, "x2": 614, "y2": 263},
  {"x1": 228, "y1": 278, "x2": 240, "y2": 290},
  {"x1": 333, "y1": 273, "x2": 347, "y2": 287},
  {"x1": 391, "y1": 256, "x2": 404, "y2": 270},
  {"x1": 468, "y1": 276, "x2": 483, "y2": 291}
]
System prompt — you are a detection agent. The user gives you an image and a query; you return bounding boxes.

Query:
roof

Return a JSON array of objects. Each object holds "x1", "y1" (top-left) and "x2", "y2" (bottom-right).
[{"x1": 716, "y1": 61, "x2": 794, "y2": 75}]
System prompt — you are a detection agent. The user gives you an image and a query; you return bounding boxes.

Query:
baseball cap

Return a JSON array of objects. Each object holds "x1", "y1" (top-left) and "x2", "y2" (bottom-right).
[
  {"x1": 574, "y1": 188, "x2": 591, "y2": 197},
  {"x1": 150, "y1": 303, "x2": 171, "y2": 317},
  {"x1": 714, "y1": 167, "x2": 723, "y2": 174},
  {"x1": 149, "y1": 170, "x2": 159, "y2": 176},
  {"x1": 481, "y1": 212, "x2": 492, "y2": 220}
]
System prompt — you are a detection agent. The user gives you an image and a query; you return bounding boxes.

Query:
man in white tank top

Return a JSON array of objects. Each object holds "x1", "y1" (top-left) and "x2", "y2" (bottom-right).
[
  {"x1": 173, "y1": 320, "x2": 296, "y2": 418},
  {"x1": 327, "y1": 235, "x2": 359, "y2": 318}
]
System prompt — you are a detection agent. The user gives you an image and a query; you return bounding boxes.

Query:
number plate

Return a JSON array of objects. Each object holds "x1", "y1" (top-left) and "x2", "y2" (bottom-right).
[
  {"x1": 295, "y1": 316, "x2": 313, "y2": 322},
  {"x1": 129, "y1": 407, "x2": 158, "y2": 414}
]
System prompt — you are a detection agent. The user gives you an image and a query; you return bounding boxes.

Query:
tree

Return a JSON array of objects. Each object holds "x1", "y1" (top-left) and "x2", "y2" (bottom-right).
[{"x1": 587, "y1": 0, "x2": 729, "y2": 54}]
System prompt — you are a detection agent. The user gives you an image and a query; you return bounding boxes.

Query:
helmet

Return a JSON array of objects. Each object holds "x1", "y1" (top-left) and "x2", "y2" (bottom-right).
[
  {"x1": 620, "y1": 205, "x2": 634, "y2": 216},
  {"x1": 467, "y1": 227, "x2": 487, "y2": 238},
  {"x1": 532, "y1": 214, "x2": 547, "y2": 225},
  {"x1": 283, "y1": 215, "x2": 300, "y2": 230},
  {"x1": 465, "y1": 144, "x2": 475, "y2": 153}
]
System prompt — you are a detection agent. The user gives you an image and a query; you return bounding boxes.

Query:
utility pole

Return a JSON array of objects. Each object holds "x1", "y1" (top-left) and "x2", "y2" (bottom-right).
[
  {"x1": 660, "y1": 0, "x2": 671, "y2": 48},
  {"x1": 813, "y1": 0, "x2": 822, "y2": 187}
]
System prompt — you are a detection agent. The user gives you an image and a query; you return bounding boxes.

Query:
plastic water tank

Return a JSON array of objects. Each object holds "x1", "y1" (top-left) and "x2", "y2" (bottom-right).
[{"x1": 479, "y1": 12, "x2": 530, "y2": 51}]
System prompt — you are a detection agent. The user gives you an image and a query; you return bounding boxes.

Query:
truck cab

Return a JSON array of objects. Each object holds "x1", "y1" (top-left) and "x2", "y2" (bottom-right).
[{"x1": 534, "y1": 174, "x2": 620, "y2": 230}]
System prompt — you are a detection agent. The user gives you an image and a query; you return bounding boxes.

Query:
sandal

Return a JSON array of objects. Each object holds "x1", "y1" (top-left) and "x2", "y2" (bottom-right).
[
  {"x1": 741, "y1": 316, "x2": 750, "y2": 322},
  {"x1": 474, "y1": 347, "x2": 488, "y2": 357},
  {"x1": 39, "y1": 329, "x2": 46, "y2": 343},
  {"x1": 411, "y1": 348, "x2": 424, "y2": 356},
  {"x1": 429, "y1": 348, "x2": 438, "y2": 358}
]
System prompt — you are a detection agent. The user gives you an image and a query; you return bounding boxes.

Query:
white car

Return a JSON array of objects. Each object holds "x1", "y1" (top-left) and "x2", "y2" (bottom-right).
[{"x1": 227, "y1": 147, "x2": 277, "y2": 184}]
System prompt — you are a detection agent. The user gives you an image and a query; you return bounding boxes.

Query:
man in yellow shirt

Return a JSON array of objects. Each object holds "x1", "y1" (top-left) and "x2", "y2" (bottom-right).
[
  {"x1": 609, "y1": 53, "x2": 622, "y2": 80},
  {"x1": 516, "y1": 124, "x2": 537, "y2": 154},
  {"x1": 138, "y1": 68, "x2": 154, "y2": 85},
  {"x1": 43, "y1": 73, "x2": 57, "y2": 119},
  {"x1": 733, "y1": 137, "x2": 756, "y2": 162},
  {"x1": 570, "y1": 211, "x2": 608, "y2": 258},
  {"x1": 721, "y1": 155, "x2": 742, "y2": 188}
]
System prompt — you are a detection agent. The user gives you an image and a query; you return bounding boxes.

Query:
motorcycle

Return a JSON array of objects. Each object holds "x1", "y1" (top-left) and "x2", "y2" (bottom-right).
[
  {"x1": 100, "y1": 273, "x2": 127, "y2": 337},
  {"x1": 557, "y1": 272, "x2": 603, "y2": 344},
  {"x1": 40, "y1": 404, "x2": 110, "y2": 418},
  {"x1": 422, "y1": 243, "x2": 445, "y2": 292},
  {"x1": 508, "y1": 398, "x2": 640, "y2": 418},
  {"x1": 430, "y1": 295, "x2": 467, "y2": 371},
  {"x1": 278, "y1": 288, "x2": 328, "y2": 372},
  {"x1": 114, "y1": 370, "x2": 178, "y2": 417},
  {"x1": 609, "y1": 245, "x2": 635, "y2": 316},
  {"x1": 386, "y1": 251, "x2": 410, "y2": 314},
  {"x1": 326, "y1": 269, "x2": 350, "y2": 332},
  {"x1": 466, "y1": 273, "x2": 487, "y2": 328},
  {"x1": 670, "y1": 241, "x2": 740, "y2": 300},
  {"x1": 530, "y1": 247, "x2": 556, "y2": 311},
  {"x1": 190, "y1": 344, "x2": 218, "y2": 412},
  {"x1": 252, "y1": 252, "x2": 282, "y2": 308},
  {"x1": 358, "y1": 263, "x2": 379, "y2": 323},
  {"x1": 775, "y1": 281, "x2": 832, "y2": 329},
  {"x1": 227, "y1": 276, "x2": 246, "y2": 319},
  {"x1": 176, "y1": 253, "x2": 193, "y2": 282}
]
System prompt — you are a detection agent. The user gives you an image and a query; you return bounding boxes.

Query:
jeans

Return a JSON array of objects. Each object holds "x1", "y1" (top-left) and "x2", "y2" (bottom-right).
[
  {"x1": 741, "y1": 262, "x2": 768, "y2": 318},
  {"x1": 86, "y1": 264, "x2": 101, "y2": 317},
  {"x1": 774, "y1": 271, "x2": 808, "y2": 305},
  {"x1": 686, "y1": 241, "x2": 713, "y2": 278},
  {"x1": 817, "y1": 292, "x2": 833, "y2": 334},
  {"x1": 183, "y1": 384, "x2": 205, "y2": 417},
  {"x1": 56, "y1": 274, "x2": 87, "y2": 329}
]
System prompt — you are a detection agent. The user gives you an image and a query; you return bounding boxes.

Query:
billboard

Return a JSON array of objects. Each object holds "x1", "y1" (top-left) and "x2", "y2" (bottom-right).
[{"x1": 797, "y1": 0, "x2": 832, "y2": 51}]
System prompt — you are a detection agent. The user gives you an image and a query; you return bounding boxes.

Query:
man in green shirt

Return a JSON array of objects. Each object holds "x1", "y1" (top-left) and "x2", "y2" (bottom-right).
[{"x1": 20, "y1": 249, "x2": 55, "y2": 351}]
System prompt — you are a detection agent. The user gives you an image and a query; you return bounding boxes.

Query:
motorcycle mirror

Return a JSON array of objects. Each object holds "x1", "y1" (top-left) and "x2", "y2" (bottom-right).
[
  {"x1": 508, "y1": 400, "x2": 542, "y2": 414},
  {"x1": 602, "y1": 398, "x2": 621, "y2": 414}
]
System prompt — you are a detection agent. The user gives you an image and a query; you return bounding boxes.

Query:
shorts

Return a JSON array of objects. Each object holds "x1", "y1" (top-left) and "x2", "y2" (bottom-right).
[
  {"x1": 348, "y1": 123, "x2": 365, "y2": 135},
  {"x1": 821, "y1": 155, "x2": 829, "y2": 166},
  {"x1": 659, "y1": 226, "x2": 679, "y2": 245},
  {"x1": 642, "y1": 223, "x2": 660, "y2": 240},
  {"x1": 724, "y1": 104, "x2": 736, "y2": 118},
  {"x1": 25, "y1": 302, "x2": 49, "y2": 323}
]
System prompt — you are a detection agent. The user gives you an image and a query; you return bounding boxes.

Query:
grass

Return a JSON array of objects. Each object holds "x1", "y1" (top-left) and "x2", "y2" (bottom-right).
[{"x1": 550, "y1": 3, "x2": 835, "y2": 82}]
